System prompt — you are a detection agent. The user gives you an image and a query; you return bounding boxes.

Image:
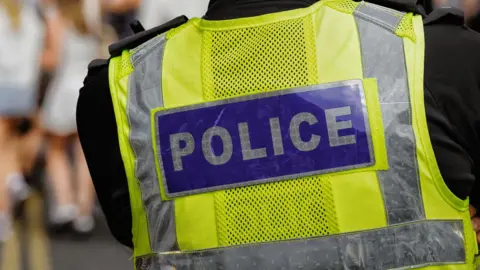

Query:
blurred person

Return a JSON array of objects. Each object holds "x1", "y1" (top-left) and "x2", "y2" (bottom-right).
[
  {"x1": 462, "y1": 0, "x2": 479, "y2": 18},
  {"x1": 464, "y1": 0, "x2": 480, "y2": 31},
  {"x1": 0, "y1": 0, "x2": 44, "y2": 242},
  {"x1": 138, "y1": 0, "x2": 209, "y2": 29},
  {"x1": 102, "y1": 0, "x2": 140, "y2": 38},
  {"x1": 433, "y1": 0, "x2": 479, "y2": 23},
  {"x1": 41, "y1": 0, "x2": 105, "y2": 235}
]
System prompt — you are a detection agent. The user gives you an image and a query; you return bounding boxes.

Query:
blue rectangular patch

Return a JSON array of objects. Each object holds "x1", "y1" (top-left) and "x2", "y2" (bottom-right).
[{"x1": 155, "y1": 80, "x2": 374, "y2": 198}]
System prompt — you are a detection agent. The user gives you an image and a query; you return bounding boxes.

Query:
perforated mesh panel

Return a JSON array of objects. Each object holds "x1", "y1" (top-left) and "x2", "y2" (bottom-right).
[
  {"x1": 201, "y1": 16, "x2": 338, "y2": 247},
  {"x1": 395, "y1": 13, "x2": 416, "y2": 42},
  {"x1": 202, "y1": 17, "x2": 317, "y2": 100},
  {"x1": 117, "y1": 51, "x2": 134, "y2": 80},
  {"x1": 324, "y1": 0, "x2": 359, "y2": 14},
  {"x1": 215, "y1": 176, "x2": 338, "y2": 246}
]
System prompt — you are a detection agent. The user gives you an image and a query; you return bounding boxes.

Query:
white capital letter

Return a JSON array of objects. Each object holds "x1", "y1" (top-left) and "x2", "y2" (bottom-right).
[
  {"x1": 269, "y1": 117, "x2": 284, "y2": 156},
  {"x1": 170, "y1": 132, "x2": 195, "y2": 171},
  {"x1": 289, "y1": 112, "x2": 321, "y2": 152},
  {"x1": 325, "y1": 106, "x2": 356, "y2": 147},
  {"x1": 202, "y1": 126, "x2": 233, "y2": 165},
  {"x1": 238, "y1": 122, "x2": 267, "y2": 161}
]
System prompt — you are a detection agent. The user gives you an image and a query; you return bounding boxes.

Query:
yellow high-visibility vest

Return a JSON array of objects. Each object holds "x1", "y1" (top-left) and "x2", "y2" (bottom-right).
[{"x1": 108, "y1": 0, "x2": 477, "y2": 269}]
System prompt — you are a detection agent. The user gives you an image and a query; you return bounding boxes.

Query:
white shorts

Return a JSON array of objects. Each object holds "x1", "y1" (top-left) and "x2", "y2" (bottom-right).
[{"x1": 41, "y1": 83, "x2": 80, "y2": 136}]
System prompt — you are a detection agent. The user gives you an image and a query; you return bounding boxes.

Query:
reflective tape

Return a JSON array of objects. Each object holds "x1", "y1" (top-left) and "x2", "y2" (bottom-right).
[
  {"x1": 354, "y1": 2, "x2": 425, "y2": 224},
  {"x1": 355, "y1": 2, "x2": 404, "y2": 32},
  {"x1": 135, "y1": 220, "x2": 465, "y2": 270},
  {"x1": 128, "y1": 34, "x2": 177, "y2": 252}
]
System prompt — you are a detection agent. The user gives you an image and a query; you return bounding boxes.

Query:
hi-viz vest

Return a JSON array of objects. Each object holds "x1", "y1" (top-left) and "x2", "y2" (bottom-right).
[{"x1": 107, "y1": 0, "x2": 478, "y2": 269}]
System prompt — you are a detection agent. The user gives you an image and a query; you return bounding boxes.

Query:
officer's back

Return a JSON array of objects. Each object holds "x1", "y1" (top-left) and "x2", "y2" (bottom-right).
[{"x1": 77, "y1": 0, "x2": 480, "y2": 269}]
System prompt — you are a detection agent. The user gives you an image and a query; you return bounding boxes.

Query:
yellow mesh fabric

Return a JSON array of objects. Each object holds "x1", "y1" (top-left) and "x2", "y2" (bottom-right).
[
  {"x1": 395, "y1": 13, "x2": 416, "y2": 42},
  {"x1": 324, "y1": 0, "x2": 359, "y2": 14},
  {"x1": 201, "y1": 16, "x2": 339, "y2": 247},
  {"x1": 215, "y1": 176, "x2": 338, "y2": 246},
  {"x1": 202, "y1": 17, "x2": 317, "y2": 100},
  {"x1": 117, "y1": 51, "x2": 134, "y2": 80}
]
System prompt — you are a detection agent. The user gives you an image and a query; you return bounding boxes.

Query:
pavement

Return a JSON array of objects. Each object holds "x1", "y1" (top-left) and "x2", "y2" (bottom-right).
[{"x1": 0, "y1": 194, "x2": 133, "y2": 270}]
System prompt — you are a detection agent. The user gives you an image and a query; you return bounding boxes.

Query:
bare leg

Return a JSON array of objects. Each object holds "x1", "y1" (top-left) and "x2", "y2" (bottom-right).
[
  {"x1": 5, "y1": 125, "x2": 30, "y2": 203},
  {"x1": 0, "y1": 118, "x2": 19, "y2": 241},
  {"x1": 73, "y1": 136, "x2": 95, "y2": 233},
  {"x1": 18, "y1": 124, "x2": 43, "y2": 175},
  {"x1": 46, "y1": 134, "x2": 76, "y2": 225},
  {"x1": 74, "y1": 136, "x2": 95, "y2": 216},
  {"x1": 0, "y1": 118, "x2": 12, "y2": 214},
  {"x1": 7, "y1": 118, "x2": 43, "y2": 202}
]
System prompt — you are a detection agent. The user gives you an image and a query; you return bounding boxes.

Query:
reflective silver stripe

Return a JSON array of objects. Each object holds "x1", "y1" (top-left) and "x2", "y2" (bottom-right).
[
  {"x1": 128, "y1": 34, "x2": 177, "y2": 252},
  {"x1": 355, "y1": 2, "x2": 403, "y2": 32},
  {"x1": 135, "y1": 220, "x2": 465, "y2": 270},
  {"x1": 354, "y1": 3, "x2": 425, "y2": 224}
]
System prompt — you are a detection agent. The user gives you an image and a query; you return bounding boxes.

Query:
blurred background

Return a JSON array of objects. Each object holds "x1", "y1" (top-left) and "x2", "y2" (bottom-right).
[
  {"x1": 0, "y1": 0, "x2": 209, "y2": 269},
  {"x1": 0, "y1": 0, "x2": 479, "y2": 269}
]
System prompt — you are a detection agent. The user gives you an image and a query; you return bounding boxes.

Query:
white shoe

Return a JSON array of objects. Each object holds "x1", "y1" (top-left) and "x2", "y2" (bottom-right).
[
  {"x1": 72, "y1": 215, "x2": 95, "y2": 234},
  {"x1": 7, "y1": 173, "x2": 31, "y2": 203},
  {"x1": 50, "y1": 204, "x2": 77, "y2": 225},
  {"x1": 0, "y1": 213, "x2": 12, "y2": 243}
]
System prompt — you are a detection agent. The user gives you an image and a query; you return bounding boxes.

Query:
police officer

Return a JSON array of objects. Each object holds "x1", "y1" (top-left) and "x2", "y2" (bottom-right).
[{"x1": 77, "y1": 0, "x2": 480, "y2": 269}]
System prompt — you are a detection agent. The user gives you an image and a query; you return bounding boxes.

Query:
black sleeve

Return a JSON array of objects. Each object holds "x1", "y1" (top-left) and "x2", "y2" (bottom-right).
[
  {"x1": 424, "y1": 85, "x2": 475, "y2": 199},
  {"x1": 424, "y1": 17, "x2": 480, "y2": 207},
  {"x1": 76, "y1": 59, "x2": 133, "y2": 248}
]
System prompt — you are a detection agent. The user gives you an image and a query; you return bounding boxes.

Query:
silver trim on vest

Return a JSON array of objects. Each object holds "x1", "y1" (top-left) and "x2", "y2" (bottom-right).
[
  {"x1": 354, "y1": 2, "x2": 426, "y2": 224},
  {"x1": 128, "y1": 34, "x2": 177, "y2": 252},
  {"x1": 135, "y1": 220, "x2": 465, "y2": 270},
  {"x1": 355, "y1": 2, "x2": 403, "y2": 32}
]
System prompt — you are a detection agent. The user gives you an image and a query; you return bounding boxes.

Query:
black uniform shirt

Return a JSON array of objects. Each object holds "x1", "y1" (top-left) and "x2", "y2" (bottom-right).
[{"x1": 77, "y1": 0, "x2": 480, "y2": 248}]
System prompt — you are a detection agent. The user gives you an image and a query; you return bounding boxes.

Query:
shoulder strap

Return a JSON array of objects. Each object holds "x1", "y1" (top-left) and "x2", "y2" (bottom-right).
[{"x1": 108, "y1": 15, "x2": 188, "y2": 57}]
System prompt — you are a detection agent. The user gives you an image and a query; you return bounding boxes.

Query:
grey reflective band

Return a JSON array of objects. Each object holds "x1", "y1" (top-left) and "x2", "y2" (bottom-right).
[
  {"x1": 135, "y1": 220, "x2": 465, "y2": 270},
  {"x1": 355, "y1": 2, "x2": 403, "y2": 32},
  {"x1": 128, "y1": 34, "x2": 177, "y2": 252},
  {"x1": 354, "y1": 2, "x2": 426, "y2": 224}
]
